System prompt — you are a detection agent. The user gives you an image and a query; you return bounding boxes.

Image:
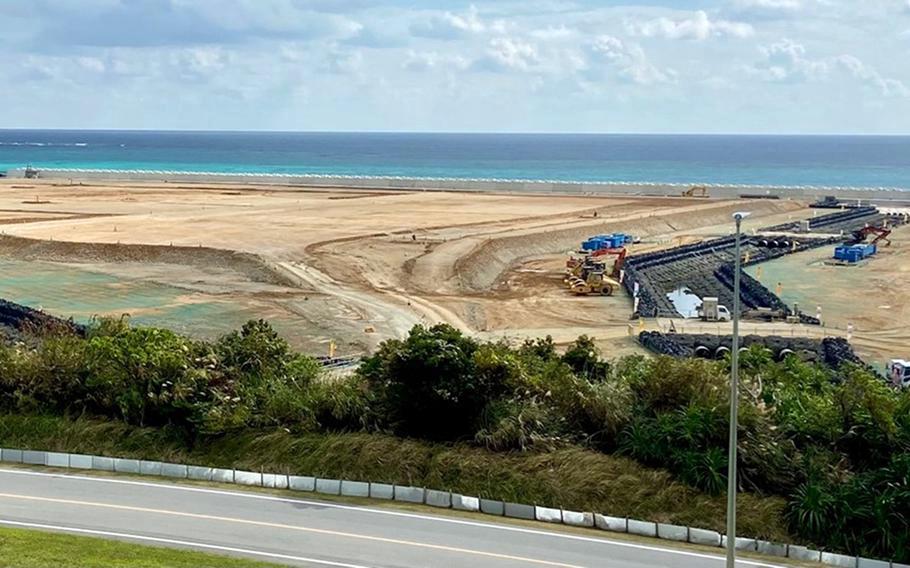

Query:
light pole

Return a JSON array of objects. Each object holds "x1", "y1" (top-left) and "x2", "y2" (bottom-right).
[{"x1": 726, "y1": 211, "x2": 749, "y2": 568}]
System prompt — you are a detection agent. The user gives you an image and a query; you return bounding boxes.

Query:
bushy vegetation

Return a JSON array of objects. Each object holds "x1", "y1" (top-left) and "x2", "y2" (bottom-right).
[{"x1": 1, "y1": 319, "x2": 908, "y2": 561}]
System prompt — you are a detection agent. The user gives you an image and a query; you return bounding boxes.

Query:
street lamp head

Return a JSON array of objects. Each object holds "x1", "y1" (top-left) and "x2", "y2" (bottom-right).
[{"x1": 733, "y1": 211, "x2": 752, "y2": 221}]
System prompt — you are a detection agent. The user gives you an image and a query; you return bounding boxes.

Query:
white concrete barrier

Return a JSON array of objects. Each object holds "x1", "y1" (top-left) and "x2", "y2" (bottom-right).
[
  {"x1": 340, "y1": 481, "x2": 370, "y2": 498},
  {"x1": 393, "y1": 485, "x2": 424, "y2": 504},
  {"x1": 69, "y1": 454, "x2": 93, "y2": 469},
  {"x1": 425, "y1": 489, "x2": 452, "y2": 508},
  {"x1": 788, "y1": 545, "x2": 822, "y2": 562},
  {"x1": 139, "y1": 460, "x2": 163, "y2": 476},
  {"x1": 480, "y1": 499, "x2": 504, "y2": 516},
  {"x1": 211, "y1": 468, "x2": 234, "y2": 483},
  {"x1": 821, "y1": 551, "x2": 858, "y2": 567},
  {"x1": 45, "y1": 452, "x2": 70, "y2": 468},
  {"x1": 113, "y1": 458, "x2": 141, "y2": 474},
  {"x1": 187, "y1": 466, "x2": 214, "y2": 481},
  {"x1": 262, "y1": 473, "x2": 288, "y2": 489},
  {"x1": 452, "y1": 494, "x2": 480, "y2": 512},
  {"x1": 315, "y1": 478, "x2": 342, "y2": 496},
  {"x1": 594, "y1": 514, "x2": 627, "y2": 533},
  {"x1": 721, "y1": 536, "x2": 757, "y2": 551},
  {"x1": 657, "y1": 523, "x2": 688, "y2": 542},
  {"x1": 688, "y1": 528, "x2": 721, "y2": 547},
  {"x1": 22, "y1": 450, "x2": 46, "y2": 465},
  {"x1": 561, "y1": 510, "x2": 594, "y2": 528},
  {"x1": 91, "y1": 456, "x2": 115, "y2": 471},
  {"x1": 369, "y1": 482, "x2": 393, "y2": 500},
  {"x1": 161, "y1": 463, "x2": 188, "y2": 479},
  {"x1": 0, "y1": 449, "x2": 21, "y2": 463},
  {"x1": 856, "y1": 558, "x2": 890, "y2": 568},
  {"x1": 288, "y1": 475, "x2": 316, "y2": 492},
  {"x1": 627, "y1": 519, "x2": 657, "y2": 538},
  {"x1": 504, "y1": 502, "x2": 535, "y2": 520},
  {"x1": 535, "y1": 506, "x2": 562, "y2": 523},
  {"x1": 233, "y1": 470, "x2": 262, "y2": 486},
  {"x1": 756, "y1": 540, "x2": 788, "y2": 557}
]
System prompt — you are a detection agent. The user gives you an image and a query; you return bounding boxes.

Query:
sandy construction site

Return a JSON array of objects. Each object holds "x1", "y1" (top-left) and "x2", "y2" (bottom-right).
[{"x1": 0, "y1": 178, "x2": 906, "y2": 363}]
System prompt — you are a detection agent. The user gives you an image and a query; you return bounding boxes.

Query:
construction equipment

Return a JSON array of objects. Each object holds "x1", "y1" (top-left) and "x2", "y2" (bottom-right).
[
  {"x1": 845, "y1": 225, "x2": 891, "y2": 247},
  {"x1": 566, "y1": 246, "x2": 627, "y2": 279},
  {"x1": 567, "y1": 271, "x2": 621, "y2": 296},
  {"x1": 591, "y1": 247, "x2": 627, "y2": 277},
  {"x1": 681, "y1": 185, "x2": 708, "y2": 198}
]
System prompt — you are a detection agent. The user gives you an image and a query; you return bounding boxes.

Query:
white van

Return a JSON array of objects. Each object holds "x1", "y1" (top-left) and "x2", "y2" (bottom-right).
[{"x1": 888, "y1": 360, "x2": 910, "y2": 389}]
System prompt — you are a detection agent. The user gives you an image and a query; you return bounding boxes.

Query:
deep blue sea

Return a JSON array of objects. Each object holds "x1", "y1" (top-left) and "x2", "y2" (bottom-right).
[{"x1": 1, "y1": 130, "x2": 909, "y2": 188}]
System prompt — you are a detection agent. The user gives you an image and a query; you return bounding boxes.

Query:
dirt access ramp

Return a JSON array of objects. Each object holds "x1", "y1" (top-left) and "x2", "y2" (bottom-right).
[{"x1": 448, "y1": 199, "x2": 804, "y2": 294}]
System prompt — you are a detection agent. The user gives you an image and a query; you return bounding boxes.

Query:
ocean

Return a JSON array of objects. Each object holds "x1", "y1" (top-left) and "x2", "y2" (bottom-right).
[{"x1": 1, "y1": 130, "x2": 909, "y2": 189}]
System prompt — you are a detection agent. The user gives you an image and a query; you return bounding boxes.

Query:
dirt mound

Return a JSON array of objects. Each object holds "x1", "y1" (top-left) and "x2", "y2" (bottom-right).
[{"x1": 0, "y1": 235, "x2": 295, "y2": 287}]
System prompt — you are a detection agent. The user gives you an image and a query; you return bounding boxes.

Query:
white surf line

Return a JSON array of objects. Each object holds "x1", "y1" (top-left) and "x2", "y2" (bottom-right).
[
  {"x1": 0, "y1": 493, "x2": 583, "y2": 568},
  {"x1": 0, "y1": 518, "x2": 370, "y2": 568},
  {"x1": 0, "y1": 468, "x2": 785, "y2": 568}
]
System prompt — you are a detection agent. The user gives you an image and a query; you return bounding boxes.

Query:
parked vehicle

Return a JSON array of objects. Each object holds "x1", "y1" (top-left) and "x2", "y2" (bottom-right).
[
  {"x1": 697, "y1": 297, "x2": 731, "y2": 322},
  {"x1": 888, "y1": 360, "x2": 910, "y2": 389}
]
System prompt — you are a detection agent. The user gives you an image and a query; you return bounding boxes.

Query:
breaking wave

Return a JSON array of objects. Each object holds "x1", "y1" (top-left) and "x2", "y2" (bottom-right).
[{"x1": 0, "y1": 142, "x2": 89, "y2": 147}]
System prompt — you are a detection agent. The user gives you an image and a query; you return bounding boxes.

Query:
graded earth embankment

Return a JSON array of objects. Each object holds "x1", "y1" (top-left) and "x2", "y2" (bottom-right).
[{"x1": 0, "y1": 235, "x2": 294, "y2": 287}]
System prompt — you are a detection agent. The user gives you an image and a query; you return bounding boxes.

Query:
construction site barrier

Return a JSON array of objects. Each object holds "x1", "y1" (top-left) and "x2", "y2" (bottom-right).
[{"x1": 0, "y1": 446, "x2": 904, "y2": 568}]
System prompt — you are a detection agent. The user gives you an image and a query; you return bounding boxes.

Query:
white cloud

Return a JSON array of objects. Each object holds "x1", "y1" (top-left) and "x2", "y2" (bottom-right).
[
  {"x1": 403, "y1": 51, "x2": 469, "y2": 72},
  {"x1": 474, "y1": 37, "x2": 540, "y2": 71},
  {"x1": 589, "y1": 35, "x2": 674, "y2": 85},
  {"x1": 754, "y1": 39, "x2": 909, "y2": 96},
  {"x1": 321, "y1": 49, "x2": 363, "y2": 75},
  {"x1": 834, "y1": 54, "x2": 910, "y2": 98},
  {"x1": 530, "y1": 26, "x2": 576, "y2": 41},
  {"x1": 756, "y1": 39, "x2": 827, "y2": 81},
  {"x1": 734, "y1": 0, "x2": 802, "y2": 11},
  {"x1": 410, "y1": 5, "x2": 506, "y2": 40},
  {"x1": 628, "y1": 10, "x2": 754, "y2": 40},
  {"x1": 76, "y1": 56, "x2": 106, "y2": 73},
  {"x1": 3, "y1": 0, "x2": 910, "y2": 133}
]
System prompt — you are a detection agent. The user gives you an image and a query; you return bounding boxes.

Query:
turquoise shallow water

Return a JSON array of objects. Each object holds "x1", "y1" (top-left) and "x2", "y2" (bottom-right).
[{"x1": 2, "y1": 130, "x2": 910, "y2": 188}]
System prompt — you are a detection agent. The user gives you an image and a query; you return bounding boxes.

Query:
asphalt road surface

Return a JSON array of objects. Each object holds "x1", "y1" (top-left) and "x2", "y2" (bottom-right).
[{"x1": 0, "y1": 468, "x2": 785, "y2": 568}]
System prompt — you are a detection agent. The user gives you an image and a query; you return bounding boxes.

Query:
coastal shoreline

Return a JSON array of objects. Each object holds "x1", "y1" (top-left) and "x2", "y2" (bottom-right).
[{"x1": 9, "y1": 167, "x2": 910, "y2": 204}]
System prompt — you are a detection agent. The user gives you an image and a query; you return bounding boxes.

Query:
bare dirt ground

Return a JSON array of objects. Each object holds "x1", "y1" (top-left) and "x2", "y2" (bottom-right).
[{"x1": 0, "y1": 179, "x2": 904, "y2": 362}]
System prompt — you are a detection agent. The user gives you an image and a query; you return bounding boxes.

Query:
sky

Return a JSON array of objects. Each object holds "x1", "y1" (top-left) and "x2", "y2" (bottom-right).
[{"x1": 1, "y1": 0, "x2": 909, "y2": 134}]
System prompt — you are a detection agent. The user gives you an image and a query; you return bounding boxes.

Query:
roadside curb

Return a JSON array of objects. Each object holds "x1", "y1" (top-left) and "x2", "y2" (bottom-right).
[{"x1": 1, "y1": 447, "x2": 900, "y2": 567}]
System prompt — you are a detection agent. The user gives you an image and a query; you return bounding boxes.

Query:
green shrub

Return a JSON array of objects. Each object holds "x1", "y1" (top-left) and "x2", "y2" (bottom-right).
[
  {"x1": 359, "y1": 324, "x2": 508, "y2": 440},
  {"x1": 1, "y1": 319, "x2": 908, "y2": 561}
]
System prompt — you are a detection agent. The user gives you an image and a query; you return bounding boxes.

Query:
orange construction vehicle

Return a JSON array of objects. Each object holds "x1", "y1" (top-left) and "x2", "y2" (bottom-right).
[{"x1": 846, "y1": 225, "x2": 892, "y2": 247}]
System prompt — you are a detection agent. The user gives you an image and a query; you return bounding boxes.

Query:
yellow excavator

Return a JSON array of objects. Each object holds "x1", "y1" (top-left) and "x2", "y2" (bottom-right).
[{"x1": 681, "y1": 185, "x2": 708, "y2": 198}]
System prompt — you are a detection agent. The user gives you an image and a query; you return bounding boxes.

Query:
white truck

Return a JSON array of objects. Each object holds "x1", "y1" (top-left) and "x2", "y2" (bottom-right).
[
  {"x1": 887, "y1": 360, "x2": 910, "y2": 389},
  {"x1": 697, "y1": 297, "x2": 731, "y2": 322}
]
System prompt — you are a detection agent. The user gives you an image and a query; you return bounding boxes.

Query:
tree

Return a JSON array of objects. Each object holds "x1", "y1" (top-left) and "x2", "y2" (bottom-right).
[
  {"x1": 562, "y1": 336, "x2": 609, "y2": 382},
  {"x1": 359, "y1": 324, "x2": 507, "y2": 440}
]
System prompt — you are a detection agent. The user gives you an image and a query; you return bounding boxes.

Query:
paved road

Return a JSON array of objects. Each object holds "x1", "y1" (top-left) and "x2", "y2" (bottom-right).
[{"x1": 0, "y1": 468, "x2": 783, "y2": 568}]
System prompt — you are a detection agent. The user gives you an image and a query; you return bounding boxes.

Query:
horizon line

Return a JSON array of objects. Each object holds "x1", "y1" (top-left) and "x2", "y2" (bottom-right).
[{"x1": 1, "y1": 127, "x2": 910, "y2": 137}]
